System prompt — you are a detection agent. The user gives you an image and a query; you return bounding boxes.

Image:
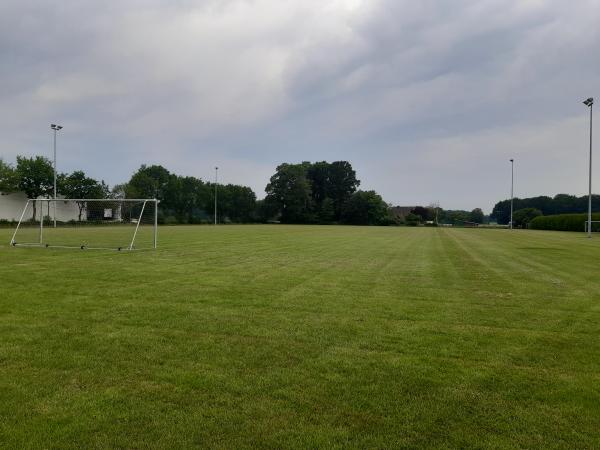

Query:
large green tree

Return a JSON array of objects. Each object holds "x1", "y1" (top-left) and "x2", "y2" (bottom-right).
[
  {"x1": 16, "y1": 156, "x2": 54, "y2": 220},
  {"x1": 470, "y1": 208, "x2": 484, "y2": 224},
  {"x1": 306, "y1": 161, "x2": 359, "y2": 221},
  {"x1": 265, "y1": 163, "x2": 314, "y2": 223},
  {"x1": 126, "y1": 165, "x2": 172, "y2": 200},
  {"x1": 265, "y1": 160, "x2": 360, "y2": 224},
  {"x1": 60, "y1": 170, "x2": 109, "y2": 221}
]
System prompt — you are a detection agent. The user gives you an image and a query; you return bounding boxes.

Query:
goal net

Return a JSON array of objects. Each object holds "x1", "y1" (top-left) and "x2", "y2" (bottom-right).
[{"x1": 10, "y1": 199, "x2": 158, "y2": 250}]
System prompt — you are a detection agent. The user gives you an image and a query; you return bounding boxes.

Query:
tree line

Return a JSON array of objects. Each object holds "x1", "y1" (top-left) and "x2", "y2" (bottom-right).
[
  {"x1": 491, "y1": 194, "x2": 600, "y2": 225},
  {"x1": 0, "y1": 156, "x2": 256, "y2": 224},
  {"x1": 1, "y1": 156, "x2": 396, "y2": 225},
  {"x1": 403, "y1": 206, "x2": 487, "y2": 226},
  {"x1": 1, "y1": 155, "x2": 496, "y2": 226}
]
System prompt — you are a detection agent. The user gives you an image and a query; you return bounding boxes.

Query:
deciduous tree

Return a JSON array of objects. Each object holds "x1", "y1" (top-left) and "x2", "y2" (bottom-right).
[
  {"x1": 61, "y1": 171, "x2": 109, "y2": 221},
  {"x1": 16, "y1": 156, "x2": 54, "y2": 220}
]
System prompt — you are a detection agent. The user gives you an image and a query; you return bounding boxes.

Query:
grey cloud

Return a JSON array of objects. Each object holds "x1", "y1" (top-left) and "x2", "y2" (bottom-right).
[{"x1": 0, "y1": 0, "x2": 599, "y2": 212}]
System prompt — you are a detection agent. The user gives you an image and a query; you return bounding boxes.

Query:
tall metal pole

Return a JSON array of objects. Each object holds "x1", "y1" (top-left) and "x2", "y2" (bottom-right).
[
  {"x1": 53, "y1": 127, "x2": 57, "y2": 228},
  {"x1": 588, "y1": 102, "x2": 593, "y2": 238},
  {"x1": 214, "y1": 166, "x2": 218, "y2": 225},
  {"x1": 510, "y1": 159, "x2": 514, "y2": 230},
  {"x1": 50, "y1": 124, "x2": 62, "y2": 228},
  {"x1": 583, "y1": 98, "x2": 594, "y2": 237}
]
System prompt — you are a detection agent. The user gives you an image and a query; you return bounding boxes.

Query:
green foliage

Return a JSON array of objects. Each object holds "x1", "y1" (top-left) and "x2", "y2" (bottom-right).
[
  {"x1": 265, "y1": 161, "x2": 361, "y2": 224},
  {"x1": 16, "y1": 155, "x2": 54, "y2": 199},
  {"x1": 60, "y1": 170, "x2": 110, "y2": 221},
  {"x1": 410, "y1": 206, "x2": 432, "y2": 222},
  {"x1": 16, "y1": 155, "x2": 54, "y2": 220},
  {"x1": 405, "y1": 212, "x2": 421, "y2": 226},
  {"x1": 61, "y1": 171, "x2": 109, "y2": 200},
  {"x1": 440, "y1": 209, "x2": 471, "y2": 225},
  {"x1": 124, "y1": 165, "x2": 256, "y2": 224},
  {"x1": 111, "y1": 183, "x2": 128, "y2": 199},
  {"x1": 512, "y1": 208, "x2": 542, "y2": 228},
  {"x1": 254, "y1": 197, "x2": 280, "y2": 223},
  {"x1": 205, "y1": 184, "x2": 256, "y2": 223},
  {"x1": 529, "y1": 213, "x2": 600, "y2": 231},
  {"x1": 318, "y1": 161, "x2": 360, "y2": 220},
  {"x1": 341, "y1": 190, "x2": 391, "y2": 225},
  {"x1": 318, "y1": 197, "x2": 336, "y2": 223},
  {"x1": 126, "y1": 165, "x2": 171, "y2": 200},
  {"x1": 492, "y1": 194, "x2": 600, "y2": 224},
  {"x1": 469, "y1": 208, "x2": 484, "y2": 224},
  {"x1": 265, "y1": 162, "x2": 315, "y2": 223},
  {"x1": 0, "y1": 159, "x2": 18, "y2": 192}
]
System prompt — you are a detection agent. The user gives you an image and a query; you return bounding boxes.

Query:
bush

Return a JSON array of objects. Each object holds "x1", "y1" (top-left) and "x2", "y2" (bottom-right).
[
  {"x1": 405, "y1": 213, "x2": 421, "y2": 227},
  {"x1": 0, "y1": 219, "x2": 17, "y2": 228},
  {"x1": 512, "y1": 208, "x2": 542, "y2": 228},
  {"x1": 529, "y1": 213, "x2": 600, "y2": 232}
]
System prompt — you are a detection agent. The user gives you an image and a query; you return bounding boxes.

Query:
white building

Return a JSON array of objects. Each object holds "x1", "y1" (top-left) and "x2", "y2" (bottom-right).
[{"x1": 0, "y1": 192, "x2": 80, "y2": 222}]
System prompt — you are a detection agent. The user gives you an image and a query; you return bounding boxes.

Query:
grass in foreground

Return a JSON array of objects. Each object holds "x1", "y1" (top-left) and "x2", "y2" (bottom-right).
[{"x1": 0, "y1": 225, "x2": 599, "y2": 449}]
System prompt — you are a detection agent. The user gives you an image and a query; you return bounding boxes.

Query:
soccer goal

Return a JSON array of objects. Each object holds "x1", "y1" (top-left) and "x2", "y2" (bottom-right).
[
  {"x1": 584, "y1": 221, "x2": 600, "y2": 233},
  {"x1": 10, "y1": 198, "x2": 158, "y2": 250}
]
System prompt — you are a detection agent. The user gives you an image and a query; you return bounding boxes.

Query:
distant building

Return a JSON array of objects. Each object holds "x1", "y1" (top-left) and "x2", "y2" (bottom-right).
[
  {"x1": 390, "y1": 206, "x2": 416, "y2": 220},
  {"x1": 0, "y1": 191, "x2": 80, "y2": 222}
]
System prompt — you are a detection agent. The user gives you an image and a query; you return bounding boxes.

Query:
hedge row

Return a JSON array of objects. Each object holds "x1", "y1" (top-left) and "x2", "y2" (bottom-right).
[{"x1": 529, "y1": 213, "x2": 600, "y2": 232}]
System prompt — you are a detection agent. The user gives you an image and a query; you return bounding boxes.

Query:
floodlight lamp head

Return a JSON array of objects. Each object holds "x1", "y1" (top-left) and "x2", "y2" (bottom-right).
[
  {"x1": 510, "y1": 159, "x2": 514, "y2": 162},
  {"x1": 50, "y1": 124, "x2": 56, "y2": 129},
  {"x1": 583, "y1": 98, "x2": 594, "y2": 107},
  {"x1": 57, "y1": 125, "x2": 63, "y2": 130}
]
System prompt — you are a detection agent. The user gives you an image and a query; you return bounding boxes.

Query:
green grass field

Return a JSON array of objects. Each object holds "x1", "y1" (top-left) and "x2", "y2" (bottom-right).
[{"x1": 1, "y1": 225, "x2": 599, "y2": 449}]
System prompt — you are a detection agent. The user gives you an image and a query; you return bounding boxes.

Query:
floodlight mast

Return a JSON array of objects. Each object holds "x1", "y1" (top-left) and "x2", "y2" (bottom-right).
[
  {"x1": 214, "y1": 166, "x2": 218, "y2": 225},
  {"x1": 583, "y1": 98, "x2": 594, "y2": 238},
  {"x1": 50, "y1": 124, "x2": 63, "y2": 228},
  {"x1": 510, "y1": 159, "x2": 514, "y2": 230}
]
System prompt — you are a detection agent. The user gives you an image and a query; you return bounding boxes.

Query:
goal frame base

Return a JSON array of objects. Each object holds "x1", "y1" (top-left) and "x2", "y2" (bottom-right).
[{"x1": 9, "y1": 198, "x2": 159, "y2": 251}]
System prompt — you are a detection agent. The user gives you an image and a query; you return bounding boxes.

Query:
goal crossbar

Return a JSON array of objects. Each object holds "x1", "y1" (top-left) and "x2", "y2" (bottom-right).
[{"x1": 10, "y1": 198, "x2": 159, "y2": 250}]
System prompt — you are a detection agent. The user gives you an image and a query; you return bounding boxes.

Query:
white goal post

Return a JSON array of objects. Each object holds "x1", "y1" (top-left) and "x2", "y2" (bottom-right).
[{"x1": 10, "y1": 198, "x2": 159, "y2": 250}]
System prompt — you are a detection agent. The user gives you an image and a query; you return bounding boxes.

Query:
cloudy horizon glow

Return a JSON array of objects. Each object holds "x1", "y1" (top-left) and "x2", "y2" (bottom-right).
[{"x1": 1, "y1": 0, "x2": 599, "y2": 212}]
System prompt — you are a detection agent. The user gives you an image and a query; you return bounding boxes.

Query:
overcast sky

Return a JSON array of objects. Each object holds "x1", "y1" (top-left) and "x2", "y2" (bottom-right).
[{"x1": 1, "y1": 0, "x2": 599, "y2": 212}]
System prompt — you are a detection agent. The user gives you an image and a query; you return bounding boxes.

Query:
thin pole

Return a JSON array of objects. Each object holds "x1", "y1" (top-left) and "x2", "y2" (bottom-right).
[
  {"x1": 214, "y1": 167, "x2": 218, "y2": 225},
  {"x1": 154, "y1": 199, "x2": 158, "y2": 249},
  {"x1": 510, "y1": 159, "x2": 514, "y2": 230},
  {"x1": 39, "y1": 200, "x2": 44, "y2": 244},
  {"x1": 129, "y1": 200, "x2": 147, "y2": 250},
  {"x1": 53, "y1": 128, "x2": 57, "y2": 228},
  {"x1": 10, "y1": 199, "x2": 30, "y2": 245},
  {"x1": 588, "y1": 103, "x2": 593, "y2": 238}
]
